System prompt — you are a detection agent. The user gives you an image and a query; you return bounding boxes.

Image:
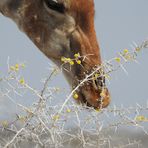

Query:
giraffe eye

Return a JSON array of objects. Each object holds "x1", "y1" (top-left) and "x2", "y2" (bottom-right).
[{"x1": 44, "y1": 0, "x2": 65, "y2": 13}]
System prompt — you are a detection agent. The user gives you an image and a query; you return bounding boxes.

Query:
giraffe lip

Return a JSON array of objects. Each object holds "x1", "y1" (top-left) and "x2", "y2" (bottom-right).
[
  {"x1": 78, "y1": 88, "x2": 98, "y2": 108},
  {"x1": 78, "y1": 86, "x2": 110, "y2": 109},
  {"x1": 78, "y1": 91, "x2": 88, "y2": 105}
]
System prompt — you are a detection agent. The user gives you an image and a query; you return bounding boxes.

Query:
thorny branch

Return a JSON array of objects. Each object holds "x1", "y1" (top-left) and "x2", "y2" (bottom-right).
[{"x1": 0, "y1": 40, "x2": 148, "y2": 147}]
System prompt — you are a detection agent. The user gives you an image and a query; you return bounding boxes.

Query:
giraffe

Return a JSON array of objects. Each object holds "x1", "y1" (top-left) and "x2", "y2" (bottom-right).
[{"x1": 0, "y1": 0, "x2": 110, "y2": 108}]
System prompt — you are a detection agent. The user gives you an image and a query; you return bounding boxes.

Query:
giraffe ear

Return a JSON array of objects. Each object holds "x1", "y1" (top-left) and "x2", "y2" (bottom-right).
[{"x1": 43, "y1": 0, "x2": 65, "y2": 13}]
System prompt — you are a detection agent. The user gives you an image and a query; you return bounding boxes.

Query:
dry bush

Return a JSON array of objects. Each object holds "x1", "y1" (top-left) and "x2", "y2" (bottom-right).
[{"x1": 0, "y1": 40, "x2": 148, "y2": 148}]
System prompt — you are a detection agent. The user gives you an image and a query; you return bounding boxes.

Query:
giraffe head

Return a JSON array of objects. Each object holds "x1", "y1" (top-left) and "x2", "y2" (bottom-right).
[{"x1": 0, "y1": 0, "x2": 110, "y2": 108}]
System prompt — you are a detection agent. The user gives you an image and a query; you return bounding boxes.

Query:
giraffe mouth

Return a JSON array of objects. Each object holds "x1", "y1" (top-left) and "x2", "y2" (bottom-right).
[
  {"x1": 73, "y1": 73, "x2": 110, "y2": 109},
  {"x1": 81, "y1": 86, "x2": 110, "y2": 109}
]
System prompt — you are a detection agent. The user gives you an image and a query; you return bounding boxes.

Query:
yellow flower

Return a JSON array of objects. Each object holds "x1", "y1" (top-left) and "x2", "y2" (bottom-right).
[
  {"x1": 15, "y1": 64, "x2": 19, "y2": 69},
  {"x1": 21, "y1": 63, "x2": 25, "y2": 68},
  {"x1": 100, "y1": 89, "x2": 106, "y2": 98},
  {"x1": 53, "y1": 115, "x2": 60, "y2": 121},
  {"x1": 66, "y1": 109, "x2": 71, "y2": 113},
  {"x1": 69, "y1": 60, "x2": 74, "y2": 65},
  {"x1": 115, "y1": 57, "x2": 121, "y2": 63},
  {"x1": 124, "y1": 54, "x2": 132, "y2": 60},
  {"x1": 61, "y1": 57, "x2": 66, "y2": 62},
  {"x1": 105, "y1": 74, "x2": 111, "y2": 80},
  {"x1": 74, "y1": 53, "x2": 80, "y2": 58},
  {"x1": 123, "y1": 49, "x2": 129, "y2": 54},
  {"x1": 10, "y1": 63, "x2": 25, "y2": 71},
  {"x1": 10, "y1": 66, "x2": 15, "y2": 71},
  {"x1": 66, "y1": 58, "x2": 71, "y2": 62},
  {"x1": 135, "y1": 47, "x2": 140, "y2": 52},
  {"x1": 18, "y1": 116, "x2": 26, "y2": 123},
  {"x1": 73, "y1": 93, "x2": 79, "y2": 99},
  {"x1": 76, "y1": 60, "x2": 81, "y2": 65},
  {"x1": 135, "y1": 115, "x2": 146, "y2": 121},
  {"x1": 95, "y1": 108, "x2": 101, "y2": 112},
  {"x1": 14, "y1": 64, "x2": 19, "y2": 71},
  {"x1": 94, "y1": 73, "x2": 99, "y2": 79},
  {"x1": 1, "y1": 120, "x2": 8, "y2": 128},
  {"x1": 19, "y1": 78, "x2": 25, "y2": 85}
]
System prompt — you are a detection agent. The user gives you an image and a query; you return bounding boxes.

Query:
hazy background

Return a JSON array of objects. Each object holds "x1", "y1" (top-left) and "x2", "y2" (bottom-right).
[{"x1": 0, "y1": 0, "x2": 148, "y2": 147}]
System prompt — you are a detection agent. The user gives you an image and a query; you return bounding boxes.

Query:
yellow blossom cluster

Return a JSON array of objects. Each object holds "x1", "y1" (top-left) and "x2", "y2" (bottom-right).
[
  {"x1": 73, "y1": 92, "x2": 79, "y2": 100},
  {"x1": 135, "y1": 115, "x2": 148, "y2": 122},
  {"x1": 105, "y1": 74, "x2": 111, "y2": 80},
  {"x1": 95, "y1": 108, "x2": 101, "y2": 112},
  {"x1": 1, "y1": 120, "x2": 9, "y2": 128},
  {"x1": 10, "y1": 63, "x2": 25, "y2": 72},
  {"x1": 114, "y1": 48, "x2": 140, "y2": 64},
  {"x1": 115, "y1": 57, "x2": 121, "y2": 63},
  {"x1": 19, "y1": 77, "x2": 25, "y2": 85},
  {"x1": 66, "y1": 108, "x2": 71, "y2": 113},
  {"x1": 115, "y1": 49, "x2": 128, "y2": 63},
  {"x1": 135, "y1": 47, "x2": 141, "y2": 52},
  {"x1": 100, "y1": 89, "x2": 106, "y2": 98},
  {"x1": 61, "y1": 53, "x2": 82, "y2": 66},
  {"x1": 53, "y1": 114, "x2": 60, "y2": 121},
  {"x1": 17, "y1": 115, "x2": 27, "y2": 123}
]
